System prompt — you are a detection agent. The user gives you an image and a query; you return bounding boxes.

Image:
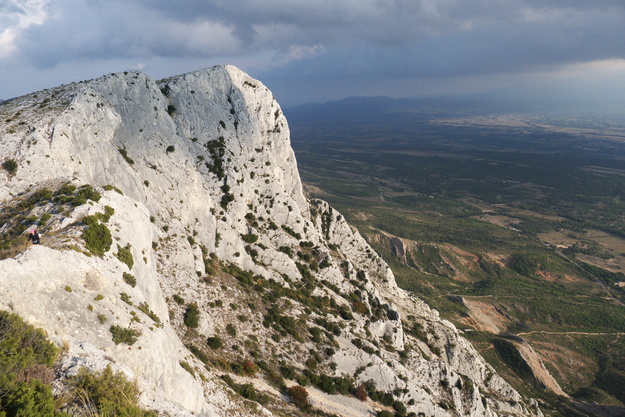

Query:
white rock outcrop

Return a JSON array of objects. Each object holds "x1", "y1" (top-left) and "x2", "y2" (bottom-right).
[{"x1": 0, "y1": 66, "x2": 542, "y2": 416}]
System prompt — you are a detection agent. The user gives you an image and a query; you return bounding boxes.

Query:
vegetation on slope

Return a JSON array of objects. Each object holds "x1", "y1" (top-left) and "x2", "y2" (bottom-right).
[
  {"x1": 0, "y1": 310, "x2": 155, "y2": 417},
  {"x1": 291, "y1": 108, "x2": 625, "y2": 415}
]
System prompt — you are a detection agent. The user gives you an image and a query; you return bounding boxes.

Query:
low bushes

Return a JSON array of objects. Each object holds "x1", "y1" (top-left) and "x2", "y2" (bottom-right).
[
  {"x1": 109, "y1": 325, "x2": 141, "y2": 345},
  {"x1": 2, "y1": 159, "x2": 18, "y2": 176},
  {"x1": 83, "y1": 223, "x2": 112, "y2": 256},
  {"x1": 287, "y1": 385, "x2": 309, "y2": 408},
  {"x1": 0, "y1": 311, "x2": 62, "y2": 416},
  {"x1": 69, "y1": 365, "x2": 156, "y2": 416},
  {"x1": 116, "y1": 244, "x2": 134, "y2": 270},
  {"x1": 184, "y1": 304, "x2": 200, "y2": 328}
]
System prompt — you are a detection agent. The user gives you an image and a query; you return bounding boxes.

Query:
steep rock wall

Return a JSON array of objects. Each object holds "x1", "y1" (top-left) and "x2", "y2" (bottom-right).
[{"x1": 0, "y1": 66, "x2": 541, "y2": 417}]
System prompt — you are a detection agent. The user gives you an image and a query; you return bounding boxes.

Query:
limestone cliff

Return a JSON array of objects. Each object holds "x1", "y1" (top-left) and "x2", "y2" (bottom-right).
[{"x1": 0, "y1": 66, "x2": 542, "y2": 416}]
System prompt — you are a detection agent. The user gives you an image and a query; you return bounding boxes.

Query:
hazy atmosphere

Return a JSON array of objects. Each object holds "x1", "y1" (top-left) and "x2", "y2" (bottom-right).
[{"x1": 2, "y1": 0, "x2": 625, "y2": 106}]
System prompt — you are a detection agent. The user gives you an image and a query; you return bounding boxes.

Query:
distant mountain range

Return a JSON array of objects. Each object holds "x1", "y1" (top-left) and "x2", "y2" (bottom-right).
[{"x1": 285, "y1": 93, "x2": 625, "y2": 124}]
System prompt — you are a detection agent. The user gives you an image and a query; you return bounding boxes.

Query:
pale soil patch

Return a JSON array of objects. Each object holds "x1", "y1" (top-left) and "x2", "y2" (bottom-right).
[
  {"x1": 511, "y1": 209, "x2": 568, "y2": 222},
  {"x1": 353, "y1": 211, "x2": 374, "y2": 222},
  {"x1": 583, "y1": 166, "x2": 625, "y2": 177},
  {"x1": 527, "y1": 338, "x2": 600, "y2": 394},
  {"x1": 432, "y1": 116, "x2": 534, "y2": 129},
  {"x1": 382, "y1": 191, "x2": 420, "y2": 198},
  {"x1": 535, "y1": 269, "x2": 579, "y2": 283},
  {"x1": 462, "y1": 298, "x2": 510, "y2": 333},
  {"x1": 302, "y1": 183, "x2": 328, "y2": 197},
  {"x1": 446, "y1": 245, "x2": 479, "y2": 262},
  {"x1": 283, "y1": 381, "x2": 374, "y2": 417},
  {"x1": 535, "y1": 270, "x2": 559, "y2": 282},
  {"x1": 514, "y1": 341, "x2": 569, "y2": 397},
  {"x1": 576, "y1": 254, "x2": 625, "y2": 275},
  {"x1": 462, "y1": 198, "x2": 496, "y2": 213},
  {"x1": 472, "y1": 214, "x2": 521, "y2": 230},
  {"x1": 540, "y1": 230, "x2": 625, "y2": 271},
  {"x1": 432, "y1": 116, "x2": 625, "y2": 143},
  {"x1": 482, "y1": 252, "x2": 508, "y2": 268},
  {"x1": 437, "y1": 253, "x2": 472, "y2": 282},
  {"x1": 538, "y1": 230, "x2": 580, "y2": 249},
  {"x1": 587, "y1": 230, "x2": 625, "y2": 252}
]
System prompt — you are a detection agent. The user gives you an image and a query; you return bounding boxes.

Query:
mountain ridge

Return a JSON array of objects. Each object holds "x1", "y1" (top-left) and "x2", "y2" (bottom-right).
[{"x1": 0, "y1": 66, "x2": 541, "y2": 416}]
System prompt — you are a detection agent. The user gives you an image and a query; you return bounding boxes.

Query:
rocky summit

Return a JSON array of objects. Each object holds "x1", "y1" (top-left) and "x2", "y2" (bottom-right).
[{"x1": 0, "y1": 66, "x2": 542, "y2": 416}]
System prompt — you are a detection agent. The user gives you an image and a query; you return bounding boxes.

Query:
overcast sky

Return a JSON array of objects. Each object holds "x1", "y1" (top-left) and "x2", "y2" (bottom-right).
[{"x1": 1, "y1": 0, "x2": 625, "y2": 107}]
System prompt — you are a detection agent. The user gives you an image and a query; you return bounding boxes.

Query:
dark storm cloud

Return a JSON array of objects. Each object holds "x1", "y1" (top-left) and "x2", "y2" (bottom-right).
[
  {"x1": 20, "y1": 1, "x2": 625, "y2": 70},
  {"x1": 2, "y1": 0, "x2": 625, "y2": 103}
]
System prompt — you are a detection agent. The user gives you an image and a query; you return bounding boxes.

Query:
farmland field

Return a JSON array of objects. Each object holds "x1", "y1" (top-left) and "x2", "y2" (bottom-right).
[{"x1": 287, "y1": 98, "x2": 625, "y2": 416}]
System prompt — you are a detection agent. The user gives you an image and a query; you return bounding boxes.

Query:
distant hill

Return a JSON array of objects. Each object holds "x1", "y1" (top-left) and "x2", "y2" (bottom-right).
[
  {"x1": 285, "y1": 93, "x2": 534, "y2": 122},
  {"x1": 285, "y1": 93, "x2": 625, "y2": 125}
]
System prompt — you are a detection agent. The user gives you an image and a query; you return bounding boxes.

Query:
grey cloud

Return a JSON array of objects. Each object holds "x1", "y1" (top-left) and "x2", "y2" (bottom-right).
[
  {"x1": 14, "y1": 0, "x2": 625, "y2": 70},
  {"x1": 3, "y1": 0, "x2": 625, "y2": 104}
]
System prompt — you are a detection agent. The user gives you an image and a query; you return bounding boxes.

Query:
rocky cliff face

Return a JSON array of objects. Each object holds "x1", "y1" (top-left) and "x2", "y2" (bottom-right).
[{"x1": 0, "y1": 66, "x2": 542, "y2": 416}]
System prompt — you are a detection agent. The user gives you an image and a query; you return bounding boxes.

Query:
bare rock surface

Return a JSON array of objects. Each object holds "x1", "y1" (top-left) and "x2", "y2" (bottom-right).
[{"x1": 0, "y1": 66, "x2": 542, "y2": 416}]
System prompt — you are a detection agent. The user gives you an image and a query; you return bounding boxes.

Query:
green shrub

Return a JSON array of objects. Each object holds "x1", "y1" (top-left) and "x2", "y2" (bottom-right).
[
  {"x1": 279, "y1": 246, "x2": 293, "y2": 257},
  {"x1": 282, "y1": 225, "x2": 302, "y2": 239},
  {"x1": 103, "y1": 184, "x2": 123, "y2": 194},
  {"x1": 82, "y1": 214, "x2": 99, "y2": 225},
  {"x1": 120, "y1": 293, "x2": 133, "y2": 305},
  {"x1": 34, "y1": 188, "x2": 54, "y2": 201},
  {"x1": 0, "y1": 378, "x2": 64, "y2": 417},
  {"x1": 104, "y1": 205, "x2": 115, "y2": 218},
  {"x1": 220, "y1": 184, "x2": 235, "y2": 209},
  {"x1": 172, "y1": 294, "x2": 185, "y2": 305},
  {"x1": 0, "y1": 310, "x2": 58, "y2": 368},
  {"x1": 57, "y1": 184, "x2": 76, "y2": 195},
  {"x1": 241, "y1": 233, "x2": 258, "y2": 243},
  {"x1": 71, "y1": 196, "x2": 87, "y2": 206},
  {"x1": 109, "y1": 325, "x2": 141, "y2": 345},
  {"x1": 179, "y1": 361, "x2": 194, "y2": 376},
  {"x1": 188, "y1": 344, "x2": 209, "y2": 364},
  {"x1": 166, "y1": 145, "x2": 175, "y2": 153},
  {"x1": 137, "y1": 302, "x2": 161, "y2": 325},
  {"x1": 0, "y1": 311, "x2": 67, "y2": 416},
  {"x1": 116, "y1": 244, "x2": 134, "y2": 270},
  {"x1": 2, "y1": 158, "x2": 18, "y2": 176},
  {"x1": 221, "y1": 374, "x2": 270, "y2": 405},
  {"x1": 69, "y1": 365, "x2": 156, "y2": 416},
  {"x1": 76, "y1": 185, "x2": 101, "y2": 202},
  {"x1": 118, "y1": 148, "x2": 134, "y2": 165},
  {"x1": 83, "y1": 223, "x2": 112, "y2": 256},
  {"x1": 123, "y1": 272, "x2": 136, "y2": 287},
  {"x1": 207, "y1": 336, "x2": 223, "y2": 350},
  {"x1": 226, "y1": 323, "x2": 237, "y2": 336},
  {"x1": 184, "y1": 304, "x2": 200, "y2": 328},
  {"x1": 39, "y1": 212, "x2": 52, "y2": 226}
]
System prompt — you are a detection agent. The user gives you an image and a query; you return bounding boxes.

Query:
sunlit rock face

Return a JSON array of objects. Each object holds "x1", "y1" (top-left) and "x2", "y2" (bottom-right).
[{"x1": 0, "y1": 66, "x2": 542, "y2": 417}]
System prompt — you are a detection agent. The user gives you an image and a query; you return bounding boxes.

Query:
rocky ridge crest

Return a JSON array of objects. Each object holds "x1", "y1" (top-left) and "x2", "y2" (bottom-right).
[{"x1": 0, "y1": 66, "x2": 541, "y2": 417}]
